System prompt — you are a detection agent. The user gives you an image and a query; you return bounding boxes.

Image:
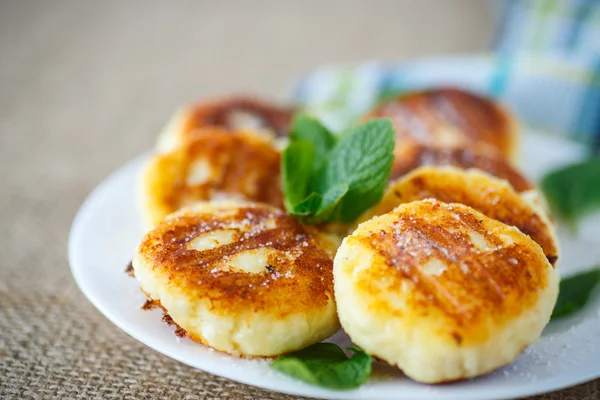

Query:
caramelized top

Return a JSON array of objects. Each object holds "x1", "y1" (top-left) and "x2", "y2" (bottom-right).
[
  {"x1": 389, "y1": 143, "x2": 533, "y2": 192},
  {"x1": 364, "y1": 167, "x2": 557, "y2": 266},
  {"x1": 143, "y1": 128, "x2": 284, "y2": 226},
  {"x1": 183, "y1": 96, "x2": 294, "y2": 138},
  {"x1": 352, "y1": 200, "x2": 552, "y2": 345},
  {"x1": 138, "y1": 203, "x2": 335, "y2": 317},
  {"x1": 364, "y1": 87, "x2": 515, "y2": 159}
]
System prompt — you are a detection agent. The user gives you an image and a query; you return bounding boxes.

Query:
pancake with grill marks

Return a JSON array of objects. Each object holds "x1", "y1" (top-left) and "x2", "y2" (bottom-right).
[
  {"x1": 363, "y1": 87, "x2": 518, "y2": 162},
  {"x1": 388, "y1": 142, "x2": 533, "y2": 192},
  {"x1": 334, "y1": 199, "x2": 558, "y2": 383},
  {"x1": 156, "y1": 96, "x2": 293, "y2": 153},
  {"x1": 360, "y1": 166, "x2": 558, "y2": 266},
  {"x1": 133, "y1": 200, "x2": 340, "y2": 357},
  {"x1": 139, "y1": 128, "x2": 283, "y2": 229}
]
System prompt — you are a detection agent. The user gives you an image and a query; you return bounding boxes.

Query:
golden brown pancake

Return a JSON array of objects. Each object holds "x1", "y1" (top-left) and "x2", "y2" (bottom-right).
[
  {"x1": 364, "y1": 87, "x2": 518, "y2": 161},
  {"x1": 133, "y1": 200, "x2": 340, "y2": 356},
  {"x1": 389, "y1": 142, "x2": 533, "y2": 192},
  {"x1": 156, "y1": 96, "x2": 293, "y2": 152},
  {"x1": 360, "y1": 166, "x2": 558, "y2": 266},
  {"x1": 139, "y1": 128, "x2": 283, "y2": 229},
  {"x1": 334, "y1": 199, "x2": 558, "y2": 383}
]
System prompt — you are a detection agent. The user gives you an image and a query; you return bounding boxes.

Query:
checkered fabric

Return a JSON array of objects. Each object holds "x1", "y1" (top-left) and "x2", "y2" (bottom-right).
[
  {"x1": 493, "y1": 0, "x2": 600, "y2": 55},
  {"x1": 293, "y1": 55, "x2": 600, "y2": 149}
]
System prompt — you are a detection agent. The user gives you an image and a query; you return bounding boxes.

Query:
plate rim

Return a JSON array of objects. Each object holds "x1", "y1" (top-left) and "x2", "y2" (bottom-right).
[
  {"x1": 68, "y1": 138, "x2": 600, "y2": 400},
  {"x1": 69, "y1": 55, "x2": 600, "y2": 398}
]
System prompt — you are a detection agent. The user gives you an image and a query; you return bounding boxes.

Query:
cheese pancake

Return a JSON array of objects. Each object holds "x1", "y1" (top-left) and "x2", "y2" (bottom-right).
[
  {"x1": 361, "y1": 166, "x2": 558, "y2": 266},
  {"x1": 133, "y1": 200, "x2": 340, "y2": 357},
  {"x1": 334, "y1": 199, "x2": 558, "y2": 383},
  {"x1": 156, "y1": 96, "x2": 293, "y2": 153},
  {"x1": 364, "y1": 88, "x2": 518, "y2": 161},
  {"x1": 139, "y1": 128, "x2": 283, "y2": 229},
  {"x1": 389, "y1": 142, "x2": 533, "y2": 192}
]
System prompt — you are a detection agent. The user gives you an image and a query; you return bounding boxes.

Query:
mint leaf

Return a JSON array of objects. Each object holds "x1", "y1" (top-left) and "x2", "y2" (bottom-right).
[
  {"x1": 322, "y1": 119, "x2": 395, "y2": 222},
  {"x1": 541, "y1": 158, "x2": 600, "y2": 229},
  {"x1": 291, "y1": 184, "x2": 349, "y2": 224},
  {"x1": 271, "y1": 343, "x2": 372, "y2": 389},
  {"x1": 306, "y1": 183, "x2": 349, "y2": 224},
  {"x1": 292, "y1": 192, "x2": 323, "y2": 216},
  {"x1": 290, "y1": 114, "x2": 337, "y2": 173},
  {"x1": 282, "y1": 141, "x2": 315, "y2": 211},
  {"x1": 551, "y1": 267, "x2": 600, "y2": 320},
  {"x1": 281, "y1": 117, "x2": 395, "y2": 224}
]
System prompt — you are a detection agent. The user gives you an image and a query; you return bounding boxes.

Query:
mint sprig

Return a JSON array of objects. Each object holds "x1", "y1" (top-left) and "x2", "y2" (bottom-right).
[
  {"x1": 282, "y1": 115, "x2": 395, "y2": 224},
  {"x1": 289, "y1": 114, "x2": 337, "y2": 173},
  {"x1": 541, "y1": 157, "x2": 600, "y2": 229},
  {"x1": 282, "y1": 141, "x2": 315, "y2": 210},
  {"x1": 271, "y1": 343, "x2": 372, "y2": 389},
  {"x1": 551, "y1": 267, "x2": 600, "y2": 320}
]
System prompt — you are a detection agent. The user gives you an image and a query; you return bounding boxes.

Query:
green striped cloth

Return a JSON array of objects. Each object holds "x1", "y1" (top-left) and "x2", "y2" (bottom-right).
[
  {"x1": 292, "y1": 55, "x2": 600, "y2": 149},
  {"x1": 493, "y1": 0, "x2": 600, "y2": 54},
  {"x1": 293, "y1": 1, "x2": 600, "y2": 150}
]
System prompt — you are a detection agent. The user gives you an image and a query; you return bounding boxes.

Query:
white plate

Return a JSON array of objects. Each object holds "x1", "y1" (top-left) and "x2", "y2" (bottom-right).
[{"x1": 69, "y1": 130, "x2": 600, "y2": 400}]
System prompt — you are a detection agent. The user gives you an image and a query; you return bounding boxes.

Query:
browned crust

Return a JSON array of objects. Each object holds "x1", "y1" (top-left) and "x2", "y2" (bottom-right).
[
  {"x1": 141, "y1": 298, "x2": 158, "y2": 310},
  {"x1": 354, "y1": 200, "x2": 550, "y2": 346},
  {"x1": 138, "y1": 204, "x2": 334, "y2": 319},
  {"x1": 388, "y1": 143, "x2": 533, "y2": 192},
  {"x1": 146, "y1": 129, "x2": 284, "y2": 222},
  {"x1": 137, "y1": 295, "x2": 188, "y2": 338},
  {"x1": 125, "y1": 261, "x2": 135, "y2": 277},
  {"x1": 373, "y1": 168, "x2": 557, "y2": 266},
  {"x1": 183, "y1": 96, "x2": 294, "y2": 138},
  {"x1": 161, "y1": 313, "x2": 188, "y2": 338},
  {"x1": 364, "y1": 87, "x2": 516, "y2": 160}
]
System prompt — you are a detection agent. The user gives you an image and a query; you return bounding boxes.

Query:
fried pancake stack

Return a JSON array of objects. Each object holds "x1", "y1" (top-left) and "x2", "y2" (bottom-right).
[
  {"x1": 134, "y1": 97, "x2": 341, "y2": 356},
  {"x1": 335, "y1": 88, "x2": 559, "y2": 382},
  {"x1": 134, "y1": 201, "x2": 339, "y2": 356},
  {"x1": 131, "y1": 89, "x2": 559, "y2": 383},
  {"x1": 335, "y1": 200, "x2": 558, "y2": 383}
]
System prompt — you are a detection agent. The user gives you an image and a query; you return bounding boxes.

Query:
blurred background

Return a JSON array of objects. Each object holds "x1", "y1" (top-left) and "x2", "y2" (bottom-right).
[
  {"x1": 0, "y1": 1, "x2": 495, "y2": 286},
  {"x1": 0, "y1": 0, "x2": 493, "y2": 168}
]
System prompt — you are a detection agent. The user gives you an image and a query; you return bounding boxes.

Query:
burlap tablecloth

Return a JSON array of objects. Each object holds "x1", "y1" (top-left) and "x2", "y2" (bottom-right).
[{"x1": 1, "y1": 1, "x2": 598, "y2": 399}]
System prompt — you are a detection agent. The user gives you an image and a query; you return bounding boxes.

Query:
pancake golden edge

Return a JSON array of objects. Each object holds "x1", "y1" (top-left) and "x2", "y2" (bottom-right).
[
  {"x1": 363, "y1": 87, "x2": 519, "y2": 161},
  {"x1": 155, "y1": 97, "x2": 293, "y2": 153},
  {"x1": 359, "y1": 166, "x2": 559, "y2": 266},
  {"x1": 155, "y1": 106, "x2": 194, "y2": 154},
  {"x1": 138, "y1": 128, "x2": 284, "y2": 231},
  {"x1": 133, "y1": 200, "x2": 340, "y2": 357},
  {"x1": 334, "y1": 199, "x2": 559, "y2": 383},
  {"x1": 388, "y1": 142, "x2": 533, "y2": 193}
]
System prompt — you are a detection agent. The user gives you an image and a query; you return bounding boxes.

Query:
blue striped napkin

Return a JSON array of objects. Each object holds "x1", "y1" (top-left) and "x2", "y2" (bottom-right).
[
  {"x1": 291, "y1": 55, "x2": 600, "y2": 149},
  {"x1": 292, "y1": 1, "x2": 600, "y2": 150}
]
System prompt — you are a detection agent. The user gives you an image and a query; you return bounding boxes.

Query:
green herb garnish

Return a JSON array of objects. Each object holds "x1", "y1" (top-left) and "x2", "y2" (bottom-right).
[
  {"x1": 541, "y1": 158, "x2": 600, "y2": 229},
  {"x1": 282, "y1": 115, "x2": 395, "y2": 224},
  {"x1": 271, "y1": 343, "x2": 372, "y2": 389},
  {"x1": 551, "y1": 267, "x2": 600, "y2": 320},
  {"x1": 289, "y1": 114, "x2": 337, "y2": 171}
]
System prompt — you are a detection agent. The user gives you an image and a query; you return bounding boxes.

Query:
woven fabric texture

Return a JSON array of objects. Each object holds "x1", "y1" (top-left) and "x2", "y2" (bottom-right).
[{"x1": 1, "y1": 1, "x2": 598, "y2": 399}]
